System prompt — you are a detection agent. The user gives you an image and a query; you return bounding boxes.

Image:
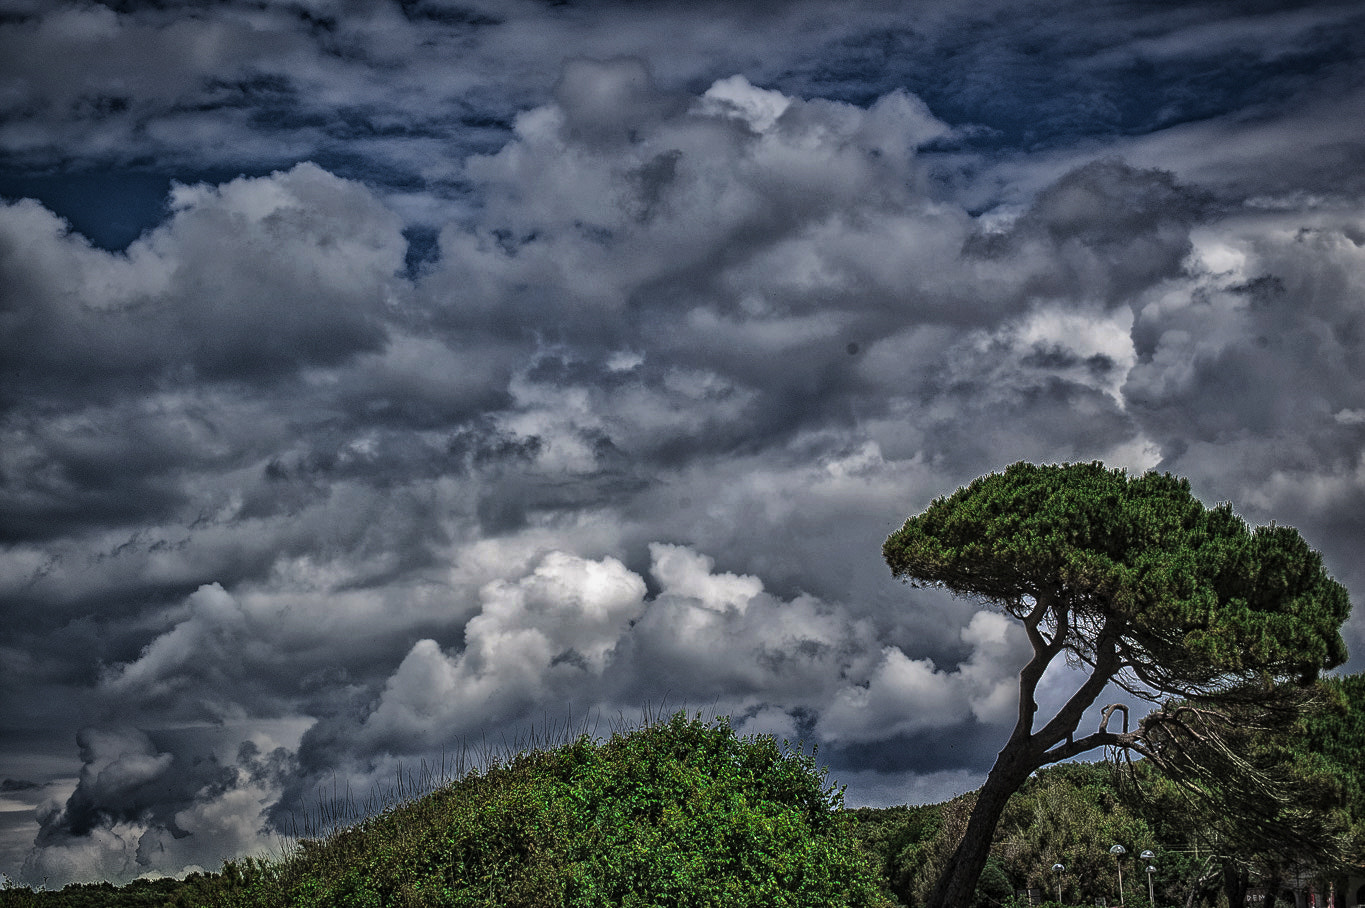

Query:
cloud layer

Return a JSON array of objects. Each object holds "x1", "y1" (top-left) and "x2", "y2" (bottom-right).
[{"x1": 3, "y1": 0, "x2": 1365, "y2": 887}]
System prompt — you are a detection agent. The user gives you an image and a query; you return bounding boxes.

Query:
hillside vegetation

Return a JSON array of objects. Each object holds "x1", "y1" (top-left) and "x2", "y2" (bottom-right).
[
  {"x1": 7, "y1": 679, "x2": 1365, "y2": 907},
  {"x1": 145, "y1": 713, "x2": 888, "y2": 907}
]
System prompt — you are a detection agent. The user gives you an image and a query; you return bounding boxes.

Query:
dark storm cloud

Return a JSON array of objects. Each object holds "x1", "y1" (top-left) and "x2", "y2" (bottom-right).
[
  {"x1": 998, "y1": 159, "x2": 1210, "y2": 300},
  {"x1": 826, "y1": 723, "x2": 1005, "y2": 776},
  {"x1": 0, "y1": 780, "x2": 40, "y2": 794},
  {"x1": 25, "y1": 724, "x2": 299, "y2": 883},
  {"x1": 37, "y1": 728, "x2": 230, "y2": 840},
  {"x1": 4, "y1": 0, "x2": 1365, "y2": 887},
  {"x1": 0, "y1": 164, "x2": 402, "y2": 407},
  {"x1": 787, "y1": 1, "x2": 1365, "y2": 150},
  {"x1": 3, "y1": 0, "x2": 1351, "y2": 240}
]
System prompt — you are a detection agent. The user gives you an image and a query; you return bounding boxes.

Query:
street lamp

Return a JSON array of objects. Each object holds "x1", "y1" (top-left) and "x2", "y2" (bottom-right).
[
  {"x1": 1111, "y1": 845, "x2": 1128, "y2": 907},
  {"x1": 1140, "y1": 852, "x2": 1156, "y2": 908},
  {"x1": 1052, "y1": 864, "x2": 1066, "y2": 904}
]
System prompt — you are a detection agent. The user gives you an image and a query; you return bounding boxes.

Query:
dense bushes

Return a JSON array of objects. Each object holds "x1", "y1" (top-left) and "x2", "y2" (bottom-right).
[
  {"x1": 168, "y1": 712, "x2": 892, "y2": 907},
  {"x1": 0, "y1": 747, "x2": 1147, "y2": 908}
]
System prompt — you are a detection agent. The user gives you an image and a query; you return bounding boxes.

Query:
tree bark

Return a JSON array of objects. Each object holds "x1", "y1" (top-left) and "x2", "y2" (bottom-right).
[
  {"x1": 926, "y1": 745, "x2": 1037, "y2": 908},
  {"x1": 1182, "y1": 858, "x2": 1220, "y2": 908},
  {"x1": 1263, "y1": 871, "x2": 1283, "y2": 908},
  {"x1": 925, "y1": 616, "x2": 1125, "y2": 908},
  {"x1": 1222, "y1": 862, "x2": 1249, "y2": 908}
]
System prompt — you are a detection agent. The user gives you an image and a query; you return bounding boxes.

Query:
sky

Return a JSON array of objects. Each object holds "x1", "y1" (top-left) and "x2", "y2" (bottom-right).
[{"x1": 2, "y1": 0, "x2": 1365, "y2": 888}]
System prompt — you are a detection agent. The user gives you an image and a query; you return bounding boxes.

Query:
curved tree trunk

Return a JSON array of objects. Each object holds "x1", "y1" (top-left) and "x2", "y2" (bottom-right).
[
  {"x1": 927, "y1": 746, "x2": 1037, "y2": 908},
  {"x1": 923, "y1": 611, "x2": 1125, "y2": 908}
]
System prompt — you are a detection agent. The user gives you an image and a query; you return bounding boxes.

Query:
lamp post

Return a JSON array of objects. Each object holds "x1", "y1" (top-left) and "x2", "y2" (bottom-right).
[
  {"x1": 1140, "y1": 852, "x2": 1156, "y2": 908},
  {"x1": 1052, "y1": 863, "x2": 1066, "y2": 905},
  {"x1": 1111, "y1": 845, "x2": 1127, "y2": 907}
]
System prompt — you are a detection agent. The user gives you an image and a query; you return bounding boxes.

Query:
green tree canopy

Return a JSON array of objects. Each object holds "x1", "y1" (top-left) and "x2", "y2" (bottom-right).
[
  {"x1": 1302, "y1": 673, "x2": 1365, "y2": 832},
  {"x1": 883, "y1": 461, "x2": 1351, "y2": 908}
]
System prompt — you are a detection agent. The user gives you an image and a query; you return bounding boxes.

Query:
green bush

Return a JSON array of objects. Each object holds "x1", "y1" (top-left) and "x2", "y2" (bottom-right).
[{"x1": 188, "y1": 713, "x2": 894, "y2": 907}]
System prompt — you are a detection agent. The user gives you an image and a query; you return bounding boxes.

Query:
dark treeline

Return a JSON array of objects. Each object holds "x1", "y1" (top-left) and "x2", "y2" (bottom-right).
[{"x1": 0, "y1": 877, "x2": 186, "y2": 908}]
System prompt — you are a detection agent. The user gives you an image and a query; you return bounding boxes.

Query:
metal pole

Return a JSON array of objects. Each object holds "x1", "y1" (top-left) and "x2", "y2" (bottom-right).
[
  {"x1": 1111, "y1": 846, "x2": 1128, "y2": 908},
  {"x1": 1141, "y1": 851, "x2": 1156, "y2": 908}
]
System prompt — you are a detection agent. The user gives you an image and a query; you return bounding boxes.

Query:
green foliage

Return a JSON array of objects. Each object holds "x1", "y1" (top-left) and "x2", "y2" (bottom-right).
[
  {"x1": 995, "y1": 763, "x2": 1156, "y2": 906},
  {"x1": 882, "y1": 460, "x2": 1355, "y2": 908},
  {"x1": 19, "y1": 708, "x2": 1365, "y2": 908},
  {"x1": 1135, "y1": 681, "x2": 1355, "y2": 874},
  {"x1": 1303, "y1": 674, "x2": 1365, "y2": 827},
  {"x1": 883, "y1": 461, "x2": 1349, "y2": 694},
  {"x1": 850, "y1": 764, "x2": 1161, "y2": 908},
  {"x1": 178, "y1": 713, "x2": 893, "y2": 908},
  {"x1": 0, "y1": 875, "x2": 190, "y2": 908},
  {"x1": 891, "y1": 795, "x2": 977, "y2": 908},
  {"x1": 1121, "y1": 671, "x2": 1365, "y2": 908},
  {"x1": 971, "y1": 858, "x2": 1011, "y2": 908},
  {"x1": 844, "y1": 804, "x2": 945, "y2": 906},
  {"x1": 1280, "y1": 673, "x2": 1365, "y2": 870},
  {"x1": 882, "y1": 461, "x2": 1351, "y2": 908},
  {"x1": 844, "y1": 805, "x2": 943, "y2": 883}
]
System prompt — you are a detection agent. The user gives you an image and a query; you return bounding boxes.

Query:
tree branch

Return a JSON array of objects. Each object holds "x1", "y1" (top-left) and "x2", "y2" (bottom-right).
[
  {"x1": 1019, "y1": 594, "x2": 1050, "y2": 651},
  {"x1": 1012, "y1": 590, "x2": 1068, "y2": 745},
  {"x1": 1039, "y1": 703, "x2": 1144, "y2": 764},
  {"x1": 1030, "y1": 618, "x2": 1124, "y2": 756},
  {"x1": 1040, "y1": 728, "x2": 1144, "y2": 765}
]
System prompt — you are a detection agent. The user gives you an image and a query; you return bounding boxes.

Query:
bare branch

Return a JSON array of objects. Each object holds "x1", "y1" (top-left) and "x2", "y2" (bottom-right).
[
  {"x1": 1030, "y1": 620, "x2": 1123, "y2": 755},
  {"x1": 1036, "y1": 703, "x2": 1144, "y2": 764},
  {"x1": 1097, "y1": 703, "x2": 1128, "y2": 735},
  {"x1": 1012, "y1": 591, "x2": 1071, "y2": 743}
]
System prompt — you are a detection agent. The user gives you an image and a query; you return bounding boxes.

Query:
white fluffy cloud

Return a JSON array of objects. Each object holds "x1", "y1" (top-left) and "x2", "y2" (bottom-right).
[
  {"x1": 621, "y1": 543, "x2": 872, "y2": 701},
  {"x1": 101, "y1": 584, "x2": 248, "y2": 711},
  {"x1": 348, "y1": 543, "x2": 1026, "y2": 762},
  {"x1": 359, "y1": 552, "x2": 648, "y2": 749},
  {"x1": 2, "y1": 162, "x2": 405, "y2": 378},
  {"x1": 435, "y1": 61, "x2": 960, "y2": 326},
  {"x1": 817, "y1": 611, "x2": 1024, "y2": 743}
]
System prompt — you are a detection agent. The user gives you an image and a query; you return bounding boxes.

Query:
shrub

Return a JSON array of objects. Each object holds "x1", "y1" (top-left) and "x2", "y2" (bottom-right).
[{"x1": 190, "y1": 713, "x2": 894, "y2": 908}]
